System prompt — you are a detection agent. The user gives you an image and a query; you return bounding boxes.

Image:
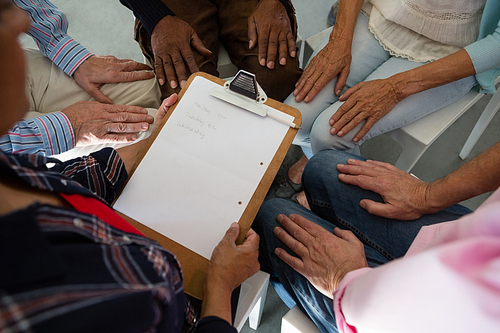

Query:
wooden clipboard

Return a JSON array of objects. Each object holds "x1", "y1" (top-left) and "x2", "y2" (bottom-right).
[{"x1": 114, "y1": 72, "x2": 301, "y2": 299}]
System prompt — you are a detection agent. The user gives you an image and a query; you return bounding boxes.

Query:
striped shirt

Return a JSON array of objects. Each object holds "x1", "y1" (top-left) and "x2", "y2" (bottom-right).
[
  {"x1": 12, "y1": 0, "x2": 93, "y2": 76},
  {"x1": 0, "y1": 111, "x2": 75, "y2": 156}
]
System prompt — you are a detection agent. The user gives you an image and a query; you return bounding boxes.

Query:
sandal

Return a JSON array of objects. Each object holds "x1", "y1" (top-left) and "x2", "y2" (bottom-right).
[{"x1": 276, "y1": 175, "x2": 303, "y2": 198}]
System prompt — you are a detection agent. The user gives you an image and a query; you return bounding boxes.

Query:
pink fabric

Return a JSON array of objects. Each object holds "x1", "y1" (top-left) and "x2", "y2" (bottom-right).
[{"x1": 333, "y1": 188, "x2": 500, "y2": 332}]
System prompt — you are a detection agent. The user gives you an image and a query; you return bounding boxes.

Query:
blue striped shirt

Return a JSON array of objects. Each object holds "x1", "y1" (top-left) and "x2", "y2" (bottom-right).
[
  {"x1": 0, "y1": 112, "x2": 75, "y2": 155},
  {"x1": 12, "y1": 0, "x2": 93, "y2": 76}
]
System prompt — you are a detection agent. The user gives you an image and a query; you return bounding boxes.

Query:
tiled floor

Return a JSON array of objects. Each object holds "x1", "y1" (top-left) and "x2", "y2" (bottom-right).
[{"x1": 20, "y1": 1, "x2": 500, "y2": 332}]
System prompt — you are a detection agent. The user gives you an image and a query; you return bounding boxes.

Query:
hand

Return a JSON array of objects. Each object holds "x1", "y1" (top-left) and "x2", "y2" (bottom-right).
[
  {"x1": 61, "y1": 101, "x2": 154, "y2": 146},
  {"x1": 274, "y1": 214, "x2": 367, "y2": 297},
  {"x1": 293, "y1": 37, "x2": 352, "y2": 103},
  {"x1": 330, "y1": 77, "x2": 404, "y2": 142},
  {"x1": 337, "y1": 159, "x2": 434, "y2": 220},
  {"x1": 151, "y1": 16, "x2": 212, "y2": 90},
  {"x1": 248, "y1": 0, "x2": 295, "y2": 69},
  {"x1": 73, "y1": 55, "x2": 155, "y2": 104},
  {"x1": 208, "y1": 223, "x2": 260, "y2": 292}
]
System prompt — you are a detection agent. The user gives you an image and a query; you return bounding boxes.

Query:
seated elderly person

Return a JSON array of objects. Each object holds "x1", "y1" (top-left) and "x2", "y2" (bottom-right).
[
  {"x1": 254, "y1": 142, "x2": 500, "y2": 332},
  {"x1": 0, "y1": 4, "x2": 259, "y2": 332},
  {"x1": 0, "y1": 0, "x2": 161, "y2": 157},
  {"x1": 278, "y1": 0, "x2": 500, "y2": 205}
]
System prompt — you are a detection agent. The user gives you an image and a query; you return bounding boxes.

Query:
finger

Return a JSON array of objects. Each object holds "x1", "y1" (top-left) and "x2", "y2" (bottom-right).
[
  {"x1": 106, "y1": 121, "x2": 151, "y2": 133},
  {"x1": 338, "y1": 84, "x2": 358, "y2": 102},
  {"x1": 273, "y1": 224, "x2": 308, "y2": 259},
  {"x1": 120, "y1": 60, "x2": 153, "y2": 72},
  {"x1": 162, "y1": 53, "x2": 180, "y2": 89},
  {"x1": 287, "y1": 31, "x2": 296, "y2": 58},
  {"x1": 240, "y1": 228, "x2": 260, "y2": 250},
  {"x1": 110, "y1": 70, "x2": 155, "y2": 83},
  {"x1": 247, "y1": 18, "x2": 258, "y2": 50},
  {"x1": 190, "y1": 33, "x2": 213, "y2": 57},
  {"x1": 266, "y1": 29, "x2": 279, "y2": 69},
  {"x1": 170, "y1": 51, "x2": 189, "y2": 88},
  {"x1": 105, "y1": 104, "x2": 150, "y2": 115},
  {"x1": 333, "y1": 228, "x2": 359, "y2": 244},
  {"x1": 336, "y1": 112, "x2": 366, "y2": 138},
  {"x1": 154, "y1": 55, "x2": 167, "y2": 87},
  {"x1": 359, "y1": 199, "x2": 393, "y2": 218},
  {"x1": 277, "y1": 214, "x2": 318, "y2": 247},
  {"x1": 278, "y1": 31, "x2": 288, "y2": 66},
  {"x1": 329, "y1": 102, "x2": 352, "y2": 132},
  {"x1": 179, "y1": 48, "x2": 199, "y2": 85},
  {"x1": 224, "y1": 222, "x2": 240, "y2": 244},
  {"x1": 294, "y1": 68, "x2": 325, "y2": 102},
  {"x1": 352, "y1": 118, "x2": 376, "y2": 143},
  {"x1": 303, "y1": 72, "x2": 332, "y2": 103},
  {"x1": 274, "y1": 246, "x2": 305, "y2": 273},
  {"x1": 99, "y1": 133, "x2": 139, "y2": 143},
  {"x1": 334, "y1": 67, "x2": 350, "y2": 97},
  {"x1": 257, "y1": 31, "x2": 269, "y2": 67},
  {"x1": 88, "y1": 86, "x2": 113, "y2": 105}
]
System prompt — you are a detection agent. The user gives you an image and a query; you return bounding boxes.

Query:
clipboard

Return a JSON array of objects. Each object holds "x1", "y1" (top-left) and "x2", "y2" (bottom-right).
[{"x1": 113, "y1": 72, "x2": 301, "y2": 299}]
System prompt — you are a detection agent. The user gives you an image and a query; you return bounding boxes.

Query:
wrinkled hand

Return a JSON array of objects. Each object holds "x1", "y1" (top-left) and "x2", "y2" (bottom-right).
[
  {"x1": 208, "y1": 223, "x2": 260, "y2": 292},
  {"x1": 61, "y1": 101, "x2": 154, "y2": 146},
  {"x1": 337, "y1": 159, "x2": 434, "y2": 220},
  {"x1": 73, "y1": 55, "x2": 155, "y2": 104},
  {"x1": 293, "y1": 38, "x2": 351, "y2": 103},
  {"x1": 151, "y1": 16, "x2": 212, "y2": 90},
  {"x1": 330, "y1": 78, "x2": 403, "y2": 142},
  {"x1": 248, "y1": 0, "x2": 295, "y2": 69},
  {"x1": 274, "y1": 214, "x2": 367, "y2": 297}
]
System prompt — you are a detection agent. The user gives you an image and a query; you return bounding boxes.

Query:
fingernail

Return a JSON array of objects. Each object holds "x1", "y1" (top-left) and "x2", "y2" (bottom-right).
[
  {"x1": 329, "y1": 119, "x2": 335, "y2": 125},
  {"x1": 360, "y1": 201, "x2": 366, "y2": 209},
  {"x1": 338, "y1": 130, "x2": 344, "y2": 136},
  {"x1": 280, "y1": 58, "x2": 286, "y2": 65},
  {"x1": 293, "y1": 89, "x2": 298, "y2": 96},
  {"x1": 260, "y1": 58, "x2": 266, "y2": 66},
  {"x1": 180, "y1": 80, "x2": 186, "y2": 88},
  {"x1": 347, "y1": 159, "x2": 355, "y2": 163},
  {"x1": 336, "y1": 90, "x2": 342, "y2": 96},
  {"x1": 353, "y1": 137, "x2": 359, "y2": 142},
  {"x1": 158, "y1": 78, "x2": 165, "y2": 86},
  {"x1": 291, "y1": 50, "x2": 296, "y2": 58},
  {"x1": 231, "y1": 222, "x2": 238, "y2": 228},
  {"x1": 331, "y1": 127, "x2": 337, "y2": 135},
  {"x1": 170, "y1": 80, "x2": 177, "y2": 89},
  {"x1": 337, "y1": 164, "x2": 344, "y2": 168},
  {"x1": 267, "y1": 61, "x2": 275, "y2": 69},
  {"x1": 249, "y1": 40, "x2": 253, "y2": 48},
  {"x1": 142, "y1": 123, "x2": 149, "y2": 130},
  {"x1": 277, "y1": 214, "x2": 284, "y2": 222}
]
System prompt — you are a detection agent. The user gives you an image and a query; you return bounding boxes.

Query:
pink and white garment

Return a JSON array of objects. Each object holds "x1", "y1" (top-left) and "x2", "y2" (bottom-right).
[{"x1": 334, "y1": 188, "x2": 500, "y2": 332}]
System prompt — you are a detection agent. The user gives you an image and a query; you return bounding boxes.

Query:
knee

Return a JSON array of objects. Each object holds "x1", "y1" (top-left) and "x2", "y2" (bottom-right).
[
  {"x1": 302, "y1": 150, "x2": 363, "y2": 187},
  {"x1": 310, "y1": 122, "x2": 358, "y2": 153}
]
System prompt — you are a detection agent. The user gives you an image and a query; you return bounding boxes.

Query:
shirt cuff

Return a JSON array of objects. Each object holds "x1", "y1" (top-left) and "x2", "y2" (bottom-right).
[
  {"x1": 333, "y1": 267, "x2": 372, "y2": 333},
  {"x1": 48, "y1": 36, "x2": 94, "y2": 76},
  {"x1": 31, "y1": 112, "x2": 76, "y2": 156}
]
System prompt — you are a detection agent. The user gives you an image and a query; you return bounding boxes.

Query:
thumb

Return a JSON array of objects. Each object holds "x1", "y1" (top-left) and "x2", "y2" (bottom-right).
[
  {"x1": 360, "y1": 199, "x2": 388, "y2": 217},
  {"x1": 224, "y1": 222, "x2": 240, "y2": 244},
  {"x1": 88, "y1": 86, "x2": 113, "y2": 104},
  {"x1": 248, "y1": 19, "x2": 257, "y2": 49}
]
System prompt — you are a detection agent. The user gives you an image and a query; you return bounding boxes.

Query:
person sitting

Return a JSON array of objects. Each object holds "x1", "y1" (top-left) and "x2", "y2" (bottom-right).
[
  {"x1": 0, "y1": 0, "x2": 162, "y2": 157},
  {"x1": 254, "y1": 141, "x2": 500, "y2": 332},
  {"x1": 0, "y1": 4, "x2": 259, "y2": 332},
  {"x1": 278, "y1": 0, "x2": 500, "y2": 205},
  {"x1": 119, "y1": 0, "x2": 302, "y2": 101}
]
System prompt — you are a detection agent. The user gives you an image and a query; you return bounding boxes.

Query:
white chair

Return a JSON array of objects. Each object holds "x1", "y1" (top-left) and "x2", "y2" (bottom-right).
[
  {"x1": 303, "y1": 28, "x2": 500, "y2": 173},
  {"x1": 233, "y1": 270, "x2": 270, "y2": 331},
  {"x1": 281, "y1": 306, "x2": 321, "y2": 333}
]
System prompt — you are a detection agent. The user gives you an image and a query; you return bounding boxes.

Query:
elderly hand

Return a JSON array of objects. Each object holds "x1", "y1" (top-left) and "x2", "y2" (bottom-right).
[
  {"x1": 151, "y1": 15, "x2": 212, "y2": 90},
  {"x1": 293, "y1": 37, "x2": 352, "y2": 103},
  {"x1": 208, "y1": 223, "x2": 260, "y2": 292},
  {"x1": 274, "y1": 214, "x2": 367, "y2": 297},
  {"x1": 337, "y1": 158, "x2": 435, "y2": 220},
  {"x1": 330, "y1": 77, "x2": 404, "y2": 142},
  {"x1": 73, "y1": 55, "x2": 155, "y2": 104},
  {"x1": 61, "y1": 101, "x2": 154, "y2": 147},
  {"x1": 248, "y1": 0, "x2": 295, "y2": 69}
]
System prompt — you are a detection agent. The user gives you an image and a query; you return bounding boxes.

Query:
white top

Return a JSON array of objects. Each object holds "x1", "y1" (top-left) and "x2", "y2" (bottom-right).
[{"x1": 363, "y1": 0, "x2": 486, "y2": 62}]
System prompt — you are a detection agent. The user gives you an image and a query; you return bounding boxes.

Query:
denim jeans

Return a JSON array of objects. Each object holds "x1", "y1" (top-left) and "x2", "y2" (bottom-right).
[
  {"x1": 253, "y1": 150, "x2": 472, "y2": 332},
  {"x1": 285, "y1": 13, "x2": 478, "y2": 158}
]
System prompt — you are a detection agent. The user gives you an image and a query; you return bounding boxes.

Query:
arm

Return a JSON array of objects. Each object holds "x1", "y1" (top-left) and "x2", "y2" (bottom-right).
[
  {"x1": 0, "y1": 112, "x2": 74, "y2": 155},
  {"x1": 330, "y1": 16, "x2": 500, "y2": 142},
  {"x1": 120, "y1": 0, "x2": 211, "y2": 90},
  {"x1": 337, "y1": 142, "x2": 500, "y2": 220},
  {"x1": 12, "y1": 0, "x2": 93, "y2": 76},
  {"x1": 293, "y1": 0, "x2": 365, "y2": 103},
  {"x1": 247, "y1": 0, "x2": 296, "y2": 69}
]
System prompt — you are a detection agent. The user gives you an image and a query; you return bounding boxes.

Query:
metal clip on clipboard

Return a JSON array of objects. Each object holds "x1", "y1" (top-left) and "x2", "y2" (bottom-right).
[{"x1": 209, "y1": 70, "x2": 298, "y2": 128}]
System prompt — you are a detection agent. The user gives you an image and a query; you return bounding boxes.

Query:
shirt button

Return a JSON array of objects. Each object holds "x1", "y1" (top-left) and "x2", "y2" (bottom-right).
[
  {"x1": 122, "y1": 235, "x2": 131, "y2": 243},
  {"x1": 73, "y1": 218, "x2": 84, "y2": 228},
  {"x1": 60, "y1": 179, "x2": 68, "y2": 186}
]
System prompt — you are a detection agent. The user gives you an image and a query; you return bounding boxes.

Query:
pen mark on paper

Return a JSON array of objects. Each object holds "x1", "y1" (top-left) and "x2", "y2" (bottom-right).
[{"x1": 177, "y1": 122, "x2": 206, "y2": 139}]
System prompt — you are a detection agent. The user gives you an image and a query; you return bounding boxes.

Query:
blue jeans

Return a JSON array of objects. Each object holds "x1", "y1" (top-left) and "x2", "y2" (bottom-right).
[
  {"x1": 253, "y1": 150, "x2": 472, "y2": 332},
  {"x1": 286, "y1": 13, "x2": 478, "y2": 158}
]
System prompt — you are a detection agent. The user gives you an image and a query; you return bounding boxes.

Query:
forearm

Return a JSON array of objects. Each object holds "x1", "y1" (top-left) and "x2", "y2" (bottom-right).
[
  {"x1": 329, "y1": 0, "x2": 364, "y2": 45},
  {"x1": 115, "y1": 139, "x2": 150, "y2": 175},
  {"x1": 200, "y1": 276, "x2": 233, "y2": 324},
  {"x1": 425, "y1": 142, "x2": 500, "y2": 211},
  {"x1": 390, "y1": 49, "x2": 476, "y2": 101}
]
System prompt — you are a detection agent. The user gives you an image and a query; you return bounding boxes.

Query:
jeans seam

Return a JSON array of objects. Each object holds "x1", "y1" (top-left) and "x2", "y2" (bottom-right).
[{"x1": 310, "y1": 199, "x2": 394, "y2": 261}]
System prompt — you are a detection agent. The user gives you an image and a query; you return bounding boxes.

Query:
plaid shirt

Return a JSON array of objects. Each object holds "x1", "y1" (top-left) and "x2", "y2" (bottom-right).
[{"x1": 0, "y1": 148, "x2": 190, "y2": 332}]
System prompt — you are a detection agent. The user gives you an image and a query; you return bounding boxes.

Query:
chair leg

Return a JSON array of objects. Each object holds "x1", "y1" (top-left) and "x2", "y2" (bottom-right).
[
  {"x1": 248, "y1": 279, "x2": 269, "y2": 330},
  {"x1": 459, "y1": 88, "x2": 500, "y2": 159}
]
